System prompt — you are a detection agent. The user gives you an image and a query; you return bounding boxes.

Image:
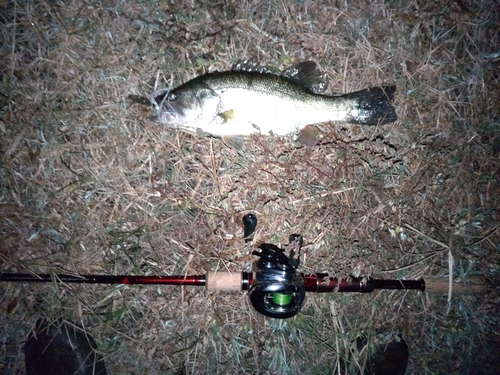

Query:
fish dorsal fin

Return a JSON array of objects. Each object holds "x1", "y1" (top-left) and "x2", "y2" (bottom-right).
[
  {"x1": 232, "y1": 60, "x2": 329, "y2": 94},
  {"x1": 231, "y1": 60, "x2": 280, "y2": 75},
  {"x1": 281, "y1": 61, "x2": 329, "y2": 94}
]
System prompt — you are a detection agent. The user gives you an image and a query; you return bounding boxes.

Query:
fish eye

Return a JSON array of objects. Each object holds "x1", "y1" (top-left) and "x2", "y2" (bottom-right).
[{"x1": 168, "y1": 92, "x2": 177, "y2": 101}]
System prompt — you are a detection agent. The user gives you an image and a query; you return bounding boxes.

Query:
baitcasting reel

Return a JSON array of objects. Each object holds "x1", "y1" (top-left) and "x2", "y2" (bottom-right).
[{"x1": 243, "y1": 214, "x2": 306, "y2": 319}]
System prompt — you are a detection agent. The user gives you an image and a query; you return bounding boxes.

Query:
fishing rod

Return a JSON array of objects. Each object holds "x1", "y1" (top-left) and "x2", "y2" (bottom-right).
[{"x1": 0, "y1": 214, "x2": 488, "y2": 319}]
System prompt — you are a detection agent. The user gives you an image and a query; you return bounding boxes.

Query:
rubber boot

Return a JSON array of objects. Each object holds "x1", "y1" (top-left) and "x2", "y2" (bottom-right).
[
  {"x1": 25, "y1": 319, "x2": 107, "y2": 375},
  {"x1": 358, "y1": 335, "x2": 409, "y2": 375}
]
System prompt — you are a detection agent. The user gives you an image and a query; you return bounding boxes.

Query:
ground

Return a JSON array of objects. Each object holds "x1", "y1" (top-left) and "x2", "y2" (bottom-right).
[{"x1": 1, "y1": 1, "x2": 499, "y2": 374}]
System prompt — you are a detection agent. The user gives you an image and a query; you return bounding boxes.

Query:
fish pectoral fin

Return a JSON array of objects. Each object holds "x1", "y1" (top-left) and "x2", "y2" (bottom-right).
[
  {"x1": 196, "y1": 128, "x2": 212, "y2": 136},
  {"x1": 222, "y1": 135, "x2": 246, "y2": 151},
  {"x1": 297, "y1": 125, "x2": 319, "y2": 146},
  {"x1": 218, "y1": 109, "x2": 236, "y2": 123}
]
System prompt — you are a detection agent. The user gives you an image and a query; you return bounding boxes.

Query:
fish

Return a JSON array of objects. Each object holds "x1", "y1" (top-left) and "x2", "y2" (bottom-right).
[{"x1": 150, "y1": 61, "x2": 397, "y2": 150}]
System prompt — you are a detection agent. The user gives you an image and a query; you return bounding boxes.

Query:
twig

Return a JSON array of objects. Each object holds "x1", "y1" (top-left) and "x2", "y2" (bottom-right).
[{"x1": 403, "y1": 223, "x2": 449, "y2": 249}]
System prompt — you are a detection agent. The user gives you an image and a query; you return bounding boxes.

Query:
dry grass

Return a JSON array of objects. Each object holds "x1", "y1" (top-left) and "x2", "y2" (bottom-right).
[{"x1": 1, "y1": 0, "x2": 499, "y2": 374}]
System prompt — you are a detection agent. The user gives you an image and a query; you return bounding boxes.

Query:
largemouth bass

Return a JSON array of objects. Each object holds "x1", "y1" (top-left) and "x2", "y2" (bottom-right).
[{"x1": 151, "y1": 61, "x2": 396, "y2": 149}]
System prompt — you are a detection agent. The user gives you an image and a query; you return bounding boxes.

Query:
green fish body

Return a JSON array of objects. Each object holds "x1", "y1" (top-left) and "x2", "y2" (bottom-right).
[{"x1": 151, "y1": 62, "x2": 396, "y2": 148}]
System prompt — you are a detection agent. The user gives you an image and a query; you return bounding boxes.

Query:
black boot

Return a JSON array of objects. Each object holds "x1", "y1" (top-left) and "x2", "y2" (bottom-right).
[
  {"x1": 358, "y1": 335, "x2": 409, "y2": 375},
  {"x1": 25, "y1": 319, "x2": 107, "y2": 375}
]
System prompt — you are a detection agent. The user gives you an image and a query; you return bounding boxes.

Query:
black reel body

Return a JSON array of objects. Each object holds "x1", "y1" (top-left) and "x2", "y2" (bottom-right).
[
  {"x1": 248, "y1": 241, "x2": 305, "y2": 319},
  {"x1": 242, "y1": 213, "x2": 306, "y2": 319}
]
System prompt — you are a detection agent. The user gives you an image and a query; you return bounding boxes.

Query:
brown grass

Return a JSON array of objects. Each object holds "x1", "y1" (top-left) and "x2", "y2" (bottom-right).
[{"x1": 1, "y1": 0, "x2": 499, "y2": 374}]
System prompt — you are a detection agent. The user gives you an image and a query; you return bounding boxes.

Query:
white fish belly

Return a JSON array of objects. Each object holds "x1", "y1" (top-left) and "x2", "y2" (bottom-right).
[{"x1": 202, "y1": 88, "x2": 349, "y2": 136}]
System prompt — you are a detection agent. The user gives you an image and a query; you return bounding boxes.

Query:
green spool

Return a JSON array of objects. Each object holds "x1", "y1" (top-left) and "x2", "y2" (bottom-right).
[{"x1": 272, "y1": 293, "x2": 293, "y2": 306}]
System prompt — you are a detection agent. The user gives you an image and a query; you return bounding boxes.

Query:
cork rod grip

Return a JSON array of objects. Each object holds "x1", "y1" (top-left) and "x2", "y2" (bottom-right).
[
  {"x1": 206, "y1": 272, "x2": 243, "y2": 291},
  {"x1": 424, "y1": 276, "x2": 489, "y2": 295}
]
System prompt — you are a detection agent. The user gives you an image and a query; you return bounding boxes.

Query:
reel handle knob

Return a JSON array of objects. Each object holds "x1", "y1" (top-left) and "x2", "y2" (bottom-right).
[{"x1": 243, "y1": 213, "x2": 257, "y2": 243}]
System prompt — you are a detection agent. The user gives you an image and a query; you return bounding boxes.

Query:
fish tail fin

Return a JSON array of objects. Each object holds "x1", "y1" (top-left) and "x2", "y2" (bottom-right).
[{"x1": 345, "y1": 86, "x2": 397, "y2": 125}]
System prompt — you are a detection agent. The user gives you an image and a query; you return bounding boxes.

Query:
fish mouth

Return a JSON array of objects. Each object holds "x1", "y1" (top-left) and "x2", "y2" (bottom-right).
[{"x1": 150, "y1": 88, "x2": 179, "y2": 125}]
